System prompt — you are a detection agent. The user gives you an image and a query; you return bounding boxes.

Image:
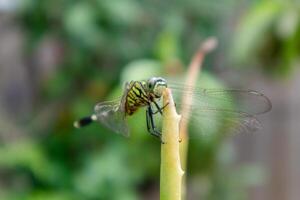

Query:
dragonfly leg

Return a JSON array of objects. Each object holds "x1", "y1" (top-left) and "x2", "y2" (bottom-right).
[
  {"x1": 152, "y1": 101, "x2": 169, "y2": 115},
  {"x1": 151, "y1": 102, "x2": 182, "y2": 143},
  {"x1": 146, "y1": 105, "x2": 165, "y2": 144}
]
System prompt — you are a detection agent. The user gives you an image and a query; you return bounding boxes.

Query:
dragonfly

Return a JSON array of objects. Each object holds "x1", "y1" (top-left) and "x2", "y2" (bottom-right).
[{"x1": 74, "y1": 77, "x2": 272, "y2": 140}]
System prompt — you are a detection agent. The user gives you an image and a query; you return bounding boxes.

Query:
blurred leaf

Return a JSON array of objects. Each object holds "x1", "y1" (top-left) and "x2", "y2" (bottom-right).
[
  {"x1": 26, "y1": 191, "x2": 77, "y2": 200},
  {"x1": 98, "y1": 0, "x2": 142, "y2": 26},
  {"x1": 0, "y1": 140, "x2": 68, "y2": 186},
  {"x1": 231, "y1": 1, "x2": 282, "y2": 62},
  {"x1": 73, "y1": 145, "x2": 139, "y2": 200},
  {"x1": 276, "y1": 8, "x2": 299, "y2": 39},
  {"x1": 121, "y1": 59, "x2": 163, "y2": 83},
  {"x1": 64, "y1": 2, "x2": 103, "y2": 48},
  {"x1": 154, "y1": 30, "x2": 181, "y2": 62}
]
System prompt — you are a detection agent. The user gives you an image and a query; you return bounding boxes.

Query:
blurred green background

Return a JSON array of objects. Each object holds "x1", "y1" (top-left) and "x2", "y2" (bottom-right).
[{"x1": 0, "y1": 0, "x2": 299, "y2": 199}]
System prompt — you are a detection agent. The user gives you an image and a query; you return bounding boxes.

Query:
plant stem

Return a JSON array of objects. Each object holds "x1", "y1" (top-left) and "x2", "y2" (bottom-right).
[
  {"x1": 179, "y1": 37, "x2": 218, "y2": 199},
  {"x1": 160, "y1": 88, "x2": 184, "y2": 200}
]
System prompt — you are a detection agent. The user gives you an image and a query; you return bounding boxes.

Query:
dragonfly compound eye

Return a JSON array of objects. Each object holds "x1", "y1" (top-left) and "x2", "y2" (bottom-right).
[
  {"x1": 150, "y1": 77, "x2": 168, "y2": 98},
  {"x1": 147, "y1": 78, "x2": 156, "y2": 90}
]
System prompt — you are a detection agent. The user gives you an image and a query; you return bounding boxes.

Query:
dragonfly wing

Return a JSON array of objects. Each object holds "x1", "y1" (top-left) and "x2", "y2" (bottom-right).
[
  {"x1": 169, "y1": 85, "x2": 271, "y2": 137},
  {"x1": 185, "y1": 108, "x2": 262, "y2": 138},
  {"x1": 94, "y1": 100, "x2": 129, "y2": 137},
  {"x1": 170, "y1": 85, "x2": 272, "y2": 115}
]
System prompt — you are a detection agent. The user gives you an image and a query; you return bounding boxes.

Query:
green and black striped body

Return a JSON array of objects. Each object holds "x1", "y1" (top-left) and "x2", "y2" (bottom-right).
[{"x1": 123, "y1": 81, "x2": 154, "y2": 116}]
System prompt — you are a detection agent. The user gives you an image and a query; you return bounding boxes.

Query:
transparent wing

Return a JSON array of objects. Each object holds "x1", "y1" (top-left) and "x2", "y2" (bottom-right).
[
  {"x1": 170, "y1": 84, "x2": 272, "y2": 114},
  {"x1": 94, "y1": 98, "x2": 129, "y2": 137},
  {"x1": 186, "y1": 108, "x2": 262, "y2": 138},
  {"x1": 169, "y1": 84, "x2": 272, "y2": 137}
]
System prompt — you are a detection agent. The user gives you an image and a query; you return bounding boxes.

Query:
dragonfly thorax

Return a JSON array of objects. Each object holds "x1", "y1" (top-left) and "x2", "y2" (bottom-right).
[{"x1": 122, "y1": 77, "x2": 168, "y2": 116}]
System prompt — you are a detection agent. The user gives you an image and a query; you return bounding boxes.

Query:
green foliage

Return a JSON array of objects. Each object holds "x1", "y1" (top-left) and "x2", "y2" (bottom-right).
[
  {"x1": 73, "y1": 145, "x2": 139, "y2": 200},
  {"x1": 231, "y1": 1, "x2": 281, "y2": 63},
  {"x1": 231, "y1": 0, "x2": 300, "y2": 76}
]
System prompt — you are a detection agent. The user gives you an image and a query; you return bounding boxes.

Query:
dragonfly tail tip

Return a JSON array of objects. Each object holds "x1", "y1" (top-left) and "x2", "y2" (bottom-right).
[
  {"x1": 91, "y1": 114, "x2": 97, "y2": 121},
  {"x1": 74, "y1": 121, "x2": 81, "y2": 128}
]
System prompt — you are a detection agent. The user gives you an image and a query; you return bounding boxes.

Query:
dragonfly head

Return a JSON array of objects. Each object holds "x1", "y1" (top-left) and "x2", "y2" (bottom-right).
[{"x1": 147, "y1": 77, "x2": 168, "y2": 98}]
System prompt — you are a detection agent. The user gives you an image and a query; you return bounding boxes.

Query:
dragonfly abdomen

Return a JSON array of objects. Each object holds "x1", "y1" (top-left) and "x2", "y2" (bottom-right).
[{"x1": 74, "y1": 114, "x2": 97, "y2": 128}]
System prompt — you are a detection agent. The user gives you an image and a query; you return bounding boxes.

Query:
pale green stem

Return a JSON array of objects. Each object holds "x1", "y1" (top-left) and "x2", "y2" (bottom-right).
[{"x1": 160, "y1": 88, "x2": 184, "y2": 200}]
